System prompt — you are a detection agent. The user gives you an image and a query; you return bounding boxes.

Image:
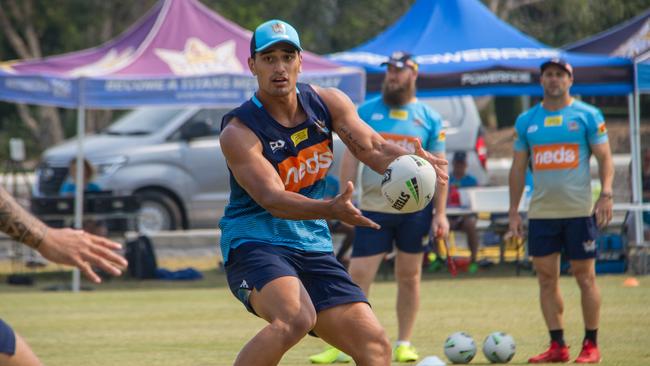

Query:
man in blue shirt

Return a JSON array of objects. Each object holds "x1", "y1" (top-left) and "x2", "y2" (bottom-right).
[
  {"x1": 310, "y1": 52, "x2": 448, "y2": 364},
  {"x1": 509, "y1": 58, "x2": 613, "y2": 364}
]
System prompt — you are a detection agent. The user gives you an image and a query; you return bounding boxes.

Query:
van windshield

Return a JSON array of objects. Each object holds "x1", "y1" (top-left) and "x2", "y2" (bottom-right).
[{"x1": 104, "y1": 108, "x2": 185, "y2": 135}]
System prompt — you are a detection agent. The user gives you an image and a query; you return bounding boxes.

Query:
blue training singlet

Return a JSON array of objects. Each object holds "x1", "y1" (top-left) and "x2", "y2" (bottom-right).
[{"x1": 219, "y1": 83, "x2": 333, "y2": 262}]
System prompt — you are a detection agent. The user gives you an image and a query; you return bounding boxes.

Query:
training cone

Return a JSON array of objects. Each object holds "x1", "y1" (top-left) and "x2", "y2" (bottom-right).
[
  {"x1": 623, "y1": 277, "x2": 640, "y2": 287},
  {"x1": 416, "y1": 356, "x2": 446, "y2": 366}
]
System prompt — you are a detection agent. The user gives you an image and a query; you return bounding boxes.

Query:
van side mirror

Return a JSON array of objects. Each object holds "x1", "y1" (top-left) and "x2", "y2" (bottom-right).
[{"x1": 181, "y1": 121, "x2": 211, "y2": 140}]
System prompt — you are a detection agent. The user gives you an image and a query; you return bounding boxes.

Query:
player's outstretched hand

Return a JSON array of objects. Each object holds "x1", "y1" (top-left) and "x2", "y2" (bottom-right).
[
  {"x1": 413, "y1": 139, "x2": 448, "y2": 185},
  {"x1": 330, "y1": 181, "x2": 380, "y2": 230},
  {"x1": 37, "y1": 228, "x2": 128, "y2": 284}
]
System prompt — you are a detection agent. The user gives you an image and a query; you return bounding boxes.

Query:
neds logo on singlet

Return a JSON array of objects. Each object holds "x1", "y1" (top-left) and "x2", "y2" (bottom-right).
[
  {"x1": 532, "y1": 143, "x2": 579, "y2": 170},
  {"x1": 278, "y1": 140, "x2": 333, "y2": 192}
]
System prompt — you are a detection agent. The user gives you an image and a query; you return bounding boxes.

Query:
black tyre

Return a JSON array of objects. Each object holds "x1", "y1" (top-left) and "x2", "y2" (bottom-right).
[{"x1": 135, "y1": 190, "x2": 182, "y2": 233}]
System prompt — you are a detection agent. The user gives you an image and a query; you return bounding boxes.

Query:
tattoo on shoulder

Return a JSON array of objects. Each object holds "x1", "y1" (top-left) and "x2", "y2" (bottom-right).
[
  {"x1": 0, "y1": 190, "x2": 47, "y2": 249},
  {"x1": 337, "y1": 125, "x2": 366, "y2": 155}
]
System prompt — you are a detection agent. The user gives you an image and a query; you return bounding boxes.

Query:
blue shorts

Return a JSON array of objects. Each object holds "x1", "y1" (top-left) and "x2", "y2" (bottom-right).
[
  {"x1": 225, "y1": 243, "x2": 368, "y2": 316},
  {"x1": 0, "y1": 319, "x2": 16, "y2": 356},
  {"x1": 352, "y1": 204, "x2": 433, "y2": 257},
  {"x1": 528, "y1": 216, "x2": 599, "y2": 260}
]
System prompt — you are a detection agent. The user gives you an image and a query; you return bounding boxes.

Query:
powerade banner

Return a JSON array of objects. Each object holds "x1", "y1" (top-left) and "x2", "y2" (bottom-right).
[{"x1": 0, "y1": 70, "x2": 364, "y2": 108}]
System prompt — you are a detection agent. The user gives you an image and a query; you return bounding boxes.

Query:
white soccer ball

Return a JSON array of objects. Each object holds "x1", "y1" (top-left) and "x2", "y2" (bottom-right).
[
  {"x1": 483, "y1": 332, "x2": 516, "y2": 363},
  {"x1": 380, "y1": 154, "x2": 436, "y2": 213},
  {"x1": 444, "y1": 332, "x2": 477, "y2": 364}
]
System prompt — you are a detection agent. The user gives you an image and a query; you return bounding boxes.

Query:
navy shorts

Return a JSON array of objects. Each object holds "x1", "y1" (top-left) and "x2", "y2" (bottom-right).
[
  {"x1": 352, "y1": 203, "x2": 433, "y2": 257},
  {"x1": 225, "y1": 243, "x2": 368, "y2": 316},
  {"x1": 528, "y1": 216, "x2": 599, "y2": 260},
  {"x1": 0, "y1": 319, "x2": 16, "y2": 356}
]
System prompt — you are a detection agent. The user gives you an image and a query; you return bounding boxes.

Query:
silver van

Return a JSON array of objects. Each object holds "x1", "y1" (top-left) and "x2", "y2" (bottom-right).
[{"x1": 34, "y1": 96, "x2": 486, "y2": 232}]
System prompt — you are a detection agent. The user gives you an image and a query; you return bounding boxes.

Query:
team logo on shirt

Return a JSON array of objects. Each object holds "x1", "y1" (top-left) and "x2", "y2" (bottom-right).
[
  {"x1": 527, "y1": 125, "x2": 538, "y2": 133},
  {"x1": 269, "y1": 139, "x2": 286, "y2": 152},
  {"x1": 314, "y1": 119, "x2": 330, "y2": 135},
  {"x1": 278, "y1": 140, "x2": 333, "y2": 192},
  {"x1": 532, "y1": 143, "x2": 579, "y2": 170},
  {"x1": 389, "y1": 109, "x2": 408, "y2": 120},
  {"x1": 290, "y1": 128, "x2": 309, "y2": 146},
  {"x1": 544, "y1": 115, "x2": 563, "y2": 127},
  {"x1": 438, "y1": 130, "x2": 446, "y2": 141},
  {"x1": 380, "y1": 133, "x2": 419, "y2": 153},
  {"x1": 568, "y1": 121, "x2": 579, "y2": 131},
  {"x1": 597, "y1": 122, "x2": 607, "y2": 136}
]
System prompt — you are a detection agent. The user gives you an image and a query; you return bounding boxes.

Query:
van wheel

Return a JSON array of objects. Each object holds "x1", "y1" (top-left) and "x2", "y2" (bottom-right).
[{"x1": 136, "y1": 191, "x2": 182, "y2": 233}]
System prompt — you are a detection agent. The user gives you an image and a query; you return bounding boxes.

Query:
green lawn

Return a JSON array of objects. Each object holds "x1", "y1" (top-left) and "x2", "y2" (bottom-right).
[{"x1": 1, "y1": 269, "x2": 649, "y2": 365}]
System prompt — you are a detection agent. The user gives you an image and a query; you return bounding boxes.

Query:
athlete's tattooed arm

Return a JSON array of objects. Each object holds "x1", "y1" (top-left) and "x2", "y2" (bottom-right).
[
  {"x1": 0, "y1": 187, "x2": 47, "y2": 249},
  {"x1": 0, "y1": 187, "x2": 127, "y2": 283}
]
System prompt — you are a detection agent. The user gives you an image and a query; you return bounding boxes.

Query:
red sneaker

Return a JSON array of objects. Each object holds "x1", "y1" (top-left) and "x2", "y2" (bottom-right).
[
  {"x1": 528, "y1": 341, "x2": 570, "y2": 363},
  {"x1": 575, "y1": 339, "x2": 601, "y2": 363}
]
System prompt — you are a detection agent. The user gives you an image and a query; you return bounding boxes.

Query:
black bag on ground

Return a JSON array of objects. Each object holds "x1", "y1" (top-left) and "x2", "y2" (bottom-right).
[{"x1": 125, "y1": 235, "x2": 158, "y2": 279}]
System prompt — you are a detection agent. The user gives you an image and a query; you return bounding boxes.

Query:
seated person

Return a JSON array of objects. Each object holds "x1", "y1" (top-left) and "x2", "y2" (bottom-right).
[
  {"x1": 59, "y1": 158, "x2": 107, "y2": 236},
  {"x1": 447, "y1": 152, "x2": 480, "y2": 272}
]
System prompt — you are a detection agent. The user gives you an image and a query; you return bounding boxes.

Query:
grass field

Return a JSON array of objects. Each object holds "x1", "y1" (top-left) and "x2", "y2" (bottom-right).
[{"x1": 1, "y1": 268, "x2": 649, "y2": 366}]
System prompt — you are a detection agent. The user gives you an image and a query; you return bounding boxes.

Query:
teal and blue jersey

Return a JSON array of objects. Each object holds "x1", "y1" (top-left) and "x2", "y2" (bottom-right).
[
  {"x1": 357, "y1": 97, "x2": 445, "y2": 213},
  {"x1": 219, "y1": 83, "x2": 333, "y2": 263},
  {"x1": 514, "y1": 99, "x2": 608, "y2": 219}
]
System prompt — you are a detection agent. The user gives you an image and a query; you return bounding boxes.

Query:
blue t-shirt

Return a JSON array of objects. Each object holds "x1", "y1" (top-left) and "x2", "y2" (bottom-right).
[
  {"x1": 357, "y1": 97, "x2": 445, "y2": 212},
  {"x1": 514, "y1": 99, "x2": 608, "y2": 219}
]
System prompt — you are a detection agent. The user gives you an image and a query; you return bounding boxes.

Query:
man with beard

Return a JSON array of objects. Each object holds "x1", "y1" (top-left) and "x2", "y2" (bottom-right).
[
  {"x1": 509, "y1": 58, "x2": 613, "y2": 363},
  {"x1": 309, "y1": 52, "x2": 448, "y2": 364}
]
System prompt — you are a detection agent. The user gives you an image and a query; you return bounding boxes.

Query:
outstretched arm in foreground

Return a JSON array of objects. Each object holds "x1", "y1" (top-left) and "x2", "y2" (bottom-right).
[{"x1": 0, "y1": 187, "x2": 127, "y2": 284}]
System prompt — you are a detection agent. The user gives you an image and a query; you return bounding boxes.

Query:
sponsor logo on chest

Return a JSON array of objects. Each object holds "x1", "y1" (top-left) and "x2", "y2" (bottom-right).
[
  {"x1": 278, "y1": 140, "x2": 333, "y2": 192},
  {"x1": 389, "y1": 109, "x2": 409, "y2": 120},
  {"x1": 532, "y1": 143, "x2": 579, "y2": 171},
  {"x1": 544, "y1": 115, "x2": 563, "y2": 127}
]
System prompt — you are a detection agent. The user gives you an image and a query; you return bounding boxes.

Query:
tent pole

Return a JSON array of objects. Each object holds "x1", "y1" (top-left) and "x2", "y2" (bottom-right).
[
  {"x1": 72, "y1": 79, "x2": 86, "y2": 293},
  {"x1": 628, "y1": 91, "x2": 643, "y2": 246}
]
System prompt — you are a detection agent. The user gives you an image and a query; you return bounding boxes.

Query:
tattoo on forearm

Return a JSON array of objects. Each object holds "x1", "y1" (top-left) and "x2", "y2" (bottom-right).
[
  {"x1": 0, "y1": 189, "x2": 47, "y2": 249},
  {"x1": 338, "y1": 125, "x2": 366, "y2": 155}
]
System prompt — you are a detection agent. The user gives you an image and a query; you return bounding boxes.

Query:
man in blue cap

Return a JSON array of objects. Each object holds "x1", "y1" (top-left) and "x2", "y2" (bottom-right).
[
  {"x1": 219, "y1": 20, "x2": 448, "y2": 366},
  {"x1": 509, "y1": 58, "x2": 613, "y2": 364}
]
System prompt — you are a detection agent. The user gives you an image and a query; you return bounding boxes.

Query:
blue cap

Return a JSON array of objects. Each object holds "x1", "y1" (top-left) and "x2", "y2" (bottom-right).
[{"x1": 250, "y1": 20, "x2": 302, "y2": 56}]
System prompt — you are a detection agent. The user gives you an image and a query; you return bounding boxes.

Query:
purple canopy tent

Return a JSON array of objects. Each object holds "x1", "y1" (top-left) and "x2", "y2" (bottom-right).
[{"x1": 0, "y1": 0, "x2": 364, "y2": 291}]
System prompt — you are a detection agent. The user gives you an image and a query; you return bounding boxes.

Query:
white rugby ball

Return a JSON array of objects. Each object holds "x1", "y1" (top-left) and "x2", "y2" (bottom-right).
[
  {"x1": 444, "y1": 331, "x2": 477, "y2": 364},
  {"x1": 483, "y1": 332, "x2": 516, "y2": 363},
  {"x1": 381, "y1": 154, "x2": 436, "y2": 213}
]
